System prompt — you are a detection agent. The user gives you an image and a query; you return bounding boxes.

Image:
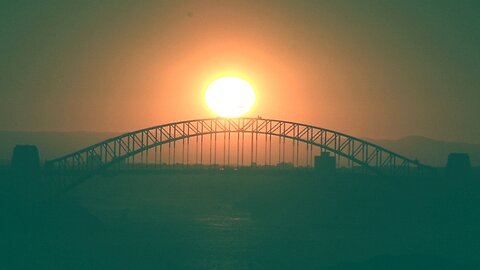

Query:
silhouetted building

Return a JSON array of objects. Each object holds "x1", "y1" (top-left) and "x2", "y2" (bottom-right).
[
  {"x1": 314, "y1": 152, "x2": 336, "y2": 173},
  {"x1": 446, "y1": 153, "x2": 471, "y2": 178},
  {"x1": 11, "y1": 145, "x2": 40, "y2": 177}
]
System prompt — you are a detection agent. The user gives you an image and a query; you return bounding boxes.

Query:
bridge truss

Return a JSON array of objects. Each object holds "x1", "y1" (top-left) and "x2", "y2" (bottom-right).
[{"x1": 45, "y1": 118, "x2": 434, "y2": 184}]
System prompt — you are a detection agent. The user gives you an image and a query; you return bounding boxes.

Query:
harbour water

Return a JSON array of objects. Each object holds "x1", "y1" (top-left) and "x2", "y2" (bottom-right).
[{"x1": 2, "y1": 171, "x2": 479, "y2": 269}]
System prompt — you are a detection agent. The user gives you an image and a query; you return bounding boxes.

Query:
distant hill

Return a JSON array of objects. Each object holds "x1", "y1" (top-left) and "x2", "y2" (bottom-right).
[{"x1": 0, "y1": 132, "x2": 478, "y2": 167}]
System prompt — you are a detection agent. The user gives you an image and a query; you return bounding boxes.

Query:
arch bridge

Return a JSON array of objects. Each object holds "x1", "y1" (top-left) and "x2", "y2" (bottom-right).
[{"x1": 45, "y1": 118, "x2": 434, "y2": 185}]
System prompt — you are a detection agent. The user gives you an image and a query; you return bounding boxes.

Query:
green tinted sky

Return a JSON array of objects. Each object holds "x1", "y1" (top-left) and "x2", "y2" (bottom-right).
[{"x1": 0, "y1": 1, "x2": 479, "y2": 143}]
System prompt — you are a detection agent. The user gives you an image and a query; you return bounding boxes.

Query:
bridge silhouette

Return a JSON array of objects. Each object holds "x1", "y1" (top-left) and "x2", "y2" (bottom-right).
[{"x1": 44, "y1": 118, "x2": 434, "y2": 188}]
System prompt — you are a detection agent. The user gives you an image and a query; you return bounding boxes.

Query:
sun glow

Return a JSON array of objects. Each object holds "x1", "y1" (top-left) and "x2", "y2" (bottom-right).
[{"x1": 205, "y1": 76, "x2": 256, "y2": 118}]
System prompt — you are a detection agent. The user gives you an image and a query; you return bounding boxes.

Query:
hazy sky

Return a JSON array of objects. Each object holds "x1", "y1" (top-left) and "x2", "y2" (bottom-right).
[{"x1": 1, "y1": 0, "x2": 479, "y2": 143}]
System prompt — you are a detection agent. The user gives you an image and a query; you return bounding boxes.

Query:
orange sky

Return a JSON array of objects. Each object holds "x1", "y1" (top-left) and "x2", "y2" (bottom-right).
[{"x1": 1, "y1": 1, "x2": 479, "y2": 143}]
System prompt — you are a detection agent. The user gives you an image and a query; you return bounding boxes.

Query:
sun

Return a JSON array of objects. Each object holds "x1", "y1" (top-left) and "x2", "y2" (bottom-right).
[{"x1": 205, "y1": 76, "x2": 256, "y2": 118}]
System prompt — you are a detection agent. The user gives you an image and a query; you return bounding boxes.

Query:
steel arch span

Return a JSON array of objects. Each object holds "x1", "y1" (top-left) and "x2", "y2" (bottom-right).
[{"x1": 45, "y1": 118, "x2": 434, "y2": 180}]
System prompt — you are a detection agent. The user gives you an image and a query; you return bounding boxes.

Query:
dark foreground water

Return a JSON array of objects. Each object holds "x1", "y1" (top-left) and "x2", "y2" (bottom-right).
[{"x1": 1, "y1": 171, "x2": 480, "y2": 269}]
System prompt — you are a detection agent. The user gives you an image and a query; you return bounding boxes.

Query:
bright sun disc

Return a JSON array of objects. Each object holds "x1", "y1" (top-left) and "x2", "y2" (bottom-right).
[{"x1": 205, "y1": 77, "x2": 256, "y2": 118}]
